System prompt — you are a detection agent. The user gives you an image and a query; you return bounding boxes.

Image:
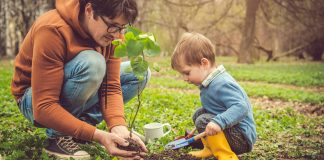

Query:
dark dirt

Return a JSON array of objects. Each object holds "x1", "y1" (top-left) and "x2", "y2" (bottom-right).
[
  {"x1": 143, "y1": 149, "x2": 201, "y2": 160},
  {"x1": 251, "y1": 97, "x2": 324, "y2": 116},
  {"x1": 118, "y1": 139, "x2": 201, "y2": 159},
  {"x1": 117, "y1": 138, "x2": 143, "y2": 153}
]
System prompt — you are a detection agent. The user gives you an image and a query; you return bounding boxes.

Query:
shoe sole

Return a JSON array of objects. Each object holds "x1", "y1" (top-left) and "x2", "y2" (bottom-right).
[{"x1": 43, "y1": 149, "x2": 91, "y2": 160}]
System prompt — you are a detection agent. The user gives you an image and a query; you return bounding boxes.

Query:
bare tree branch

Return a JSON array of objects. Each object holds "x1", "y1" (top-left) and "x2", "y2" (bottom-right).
[
  {"x1": 254, "y1": 45, "x2": 273, "y2": 61},
  {"x1": 163, "y1": 0, "x2": 213, "y2": 7},
  {"x1": 140, "y1": 19, "x2": 178, "y2": 29},
  {"x1": 216, "y1": 43, "x2": 240, "y2": 56},
  {"x1": 272, "y1": 42, "x2": 309, "y2": 61},
  {"x1": 272, "y1": 0, "x2": 314, "y2": 29},
  {"x1": 199, "y1": 0, "x2": 234, "y2": 31}
]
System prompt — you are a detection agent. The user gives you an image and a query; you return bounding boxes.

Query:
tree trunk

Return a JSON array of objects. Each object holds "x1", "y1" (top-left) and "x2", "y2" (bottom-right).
[
  {"x1": 5, "y1": 0, "x2": 17, "y2": 58},
  {"x1": 306, "y1": 37, "x2": 324, "y2": 61},
  {"x1": 1, "y1": 0, "x2": 55, "y2": 58},
  {"x1": 0, "y1": 0, "x2": 6, "y2": 57},
  {"x1": 238, "y1": 0, "x2": 260, "y2": 63}
]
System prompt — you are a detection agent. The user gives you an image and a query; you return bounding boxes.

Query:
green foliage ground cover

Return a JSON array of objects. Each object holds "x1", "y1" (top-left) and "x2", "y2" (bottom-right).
[
  {"x1": 0, "y1": 58, "x2": 323, "y2": 159},
  {"x1": 156, "y1": 57, "x2": 324, "y2": 87},
  {"x1": 150, "y1": 77, "x2": 324, "y2": 105},
  {"x1": 226, "y1": 63, "x2": 324, "y2": 87},
  {"x1": 240, "y1": 82, "x2": 324, "y2": 105}
]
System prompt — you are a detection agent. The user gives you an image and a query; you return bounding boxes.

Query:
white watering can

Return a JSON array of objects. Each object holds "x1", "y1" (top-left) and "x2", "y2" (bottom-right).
[{"x1": 132, "y1": 122, "x2": 171, "y2": 142}]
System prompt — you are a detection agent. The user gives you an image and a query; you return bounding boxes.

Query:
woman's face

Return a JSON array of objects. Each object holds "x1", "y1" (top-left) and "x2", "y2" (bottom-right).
[{"x1": 83, "y1": 3, "x2": 128, "y2": 47}]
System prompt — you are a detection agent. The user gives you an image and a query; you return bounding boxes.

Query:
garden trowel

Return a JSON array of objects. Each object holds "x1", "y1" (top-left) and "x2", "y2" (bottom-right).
[
  {"x1": 165, "y1": 132, "x2": 206, "y2": 150},
  {"x1": 174, "y1": 128, "x2": 196, "y2": 140}
]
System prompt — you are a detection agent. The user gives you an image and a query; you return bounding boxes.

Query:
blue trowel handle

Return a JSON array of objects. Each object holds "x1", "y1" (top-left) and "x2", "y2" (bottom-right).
[{"x1": 187, "y1": 132, "x2": 206, "y2": 144}]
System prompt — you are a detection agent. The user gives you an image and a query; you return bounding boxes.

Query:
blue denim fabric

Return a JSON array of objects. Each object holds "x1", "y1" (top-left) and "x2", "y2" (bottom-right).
[
  {"x1": 199, "y1": 71, "x2": 256, "y2": 149},
  {"x1": 17, "y1": 50, "x2": 151, "y2": 138}
]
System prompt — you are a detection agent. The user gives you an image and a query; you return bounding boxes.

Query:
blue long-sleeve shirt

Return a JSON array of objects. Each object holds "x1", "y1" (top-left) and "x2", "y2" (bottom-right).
[{"x1": 200, "y1": 65, "x2": 257, "y2": 149}]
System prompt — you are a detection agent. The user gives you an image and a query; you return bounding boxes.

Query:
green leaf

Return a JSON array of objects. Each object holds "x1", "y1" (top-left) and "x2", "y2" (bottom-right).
[
  {"x1": 144, "y1": 40, "x2": 161, "y2": 56},
  {"x1": 153, "y1": 63, "x2": 160, "y2": 72},
  {"x1": 131, "y1": 56, "x2": 148, "y2": 81},
  {"x1": 114, "y1": 44, "x2": 127, "y2": 58},
  {"x1": 126, "y1": 39, "x2": 144, "y2": 57},
  {"x1": 125, "y1": 31, "x2": 136, "y2": 40},
  {"x1": 125, "y1": 65, "x2": 133, "y2": 73},
  {"x1": 139, "y1": 33, "x2": 156, "y2": 41},
  {"x1": 126, "y1": 26, "x2": 142, "y2": 37},
  {"x1": 112, "y1": 39, "x2": 122, "y2": 46}
]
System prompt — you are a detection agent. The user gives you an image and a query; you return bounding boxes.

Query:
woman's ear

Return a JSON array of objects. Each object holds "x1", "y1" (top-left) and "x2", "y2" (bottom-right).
[{"x1": 84, "y1": 3, "x2": 94, "y2": 19}]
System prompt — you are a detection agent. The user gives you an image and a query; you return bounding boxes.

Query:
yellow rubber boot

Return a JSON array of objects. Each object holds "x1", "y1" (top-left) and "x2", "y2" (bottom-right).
[
  {"x1": 189, "y1": 138, "x2": 212, "y2": 158},
  {"x1": 206, "y1": 131, "x2": 239, "y2": 160}
]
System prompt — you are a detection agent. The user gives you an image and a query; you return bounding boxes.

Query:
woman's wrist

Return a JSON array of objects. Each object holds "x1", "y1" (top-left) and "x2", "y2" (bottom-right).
[{"x1": 93, "y1": 128, "x2": 104, "y2": 144}]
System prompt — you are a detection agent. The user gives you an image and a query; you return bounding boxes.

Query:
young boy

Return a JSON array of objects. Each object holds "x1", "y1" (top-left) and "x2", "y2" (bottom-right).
[{"x1": 171, "y1": 32, "x2": 256, "y2": 160}]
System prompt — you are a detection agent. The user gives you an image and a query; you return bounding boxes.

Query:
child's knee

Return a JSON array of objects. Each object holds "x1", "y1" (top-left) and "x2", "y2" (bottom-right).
[
  {"x1": 192, "y1": 107, "x2": 206, "y2": 122},
  {"x1": 194, "y1": 113, "x2": 215, "y2": 132},
  {"x1": 194, "y1": 115, "x2": 209, "y2": 133}
]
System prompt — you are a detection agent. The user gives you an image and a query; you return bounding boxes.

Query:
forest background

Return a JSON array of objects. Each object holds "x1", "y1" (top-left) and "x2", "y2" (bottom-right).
[{"x1": 0, "y1": 0, "x2": 323, "y2": 159}]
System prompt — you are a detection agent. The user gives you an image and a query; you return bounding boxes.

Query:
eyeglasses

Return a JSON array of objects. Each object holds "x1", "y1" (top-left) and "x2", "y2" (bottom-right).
[{"x1": 99, "y1": 16, "x2": 128, "y2": 34}]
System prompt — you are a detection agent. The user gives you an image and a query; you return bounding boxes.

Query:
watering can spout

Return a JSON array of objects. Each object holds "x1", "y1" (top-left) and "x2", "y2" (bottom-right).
[{"x1": 131, "y1": 129, "x2": 145, "y2": 142}]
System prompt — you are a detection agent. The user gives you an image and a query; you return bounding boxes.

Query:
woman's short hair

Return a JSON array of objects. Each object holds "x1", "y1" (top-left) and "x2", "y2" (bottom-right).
[{"x1": 79, "y1": 0, "x2": 138, "y2": 24}]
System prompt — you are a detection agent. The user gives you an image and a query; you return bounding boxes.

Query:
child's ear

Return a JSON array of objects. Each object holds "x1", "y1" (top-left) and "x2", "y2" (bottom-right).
[{"x1": 200, "y1": 58, "x2": 210, "y2": 67}]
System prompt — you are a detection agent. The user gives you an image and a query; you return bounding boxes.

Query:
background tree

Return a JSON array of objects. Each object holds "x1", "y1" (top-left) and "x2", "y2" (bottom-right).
[
  {"x1": 238, "y1": 0, "x2": 260, "y2": 63},
  {"x1": 0, "y1": 0, "x2": 323, "y2": 62},
  {"x1": 257, "y1": 0, "x2": 324, "y2": 61},
  {"x1": 0, "y1": 0, "x2": 54, "y2": 58},
  {"x1": 0, "y1": 1, "x2": 6, "y2": 57}
]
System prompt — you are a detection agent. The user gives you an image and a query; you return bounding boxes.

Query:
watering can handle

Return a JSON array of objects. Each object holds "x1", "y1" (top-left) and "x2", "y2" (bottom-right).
[
  {"x1": 131, "y1": 129, "x2": 145, "y2": 142},
  {"x1": 162, "y1": 123, "x2": 172, "y2": 137}
]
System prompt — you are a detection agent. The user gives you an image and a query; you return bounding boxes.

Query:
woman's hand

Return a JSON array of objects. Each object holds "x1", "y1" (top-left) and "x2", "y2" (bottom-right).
[
  {"x1": 111, "y1": 125, "x2": 148, "y2": 153},
  {"x1": 93, "y1": 129, "x2": 143, "y2": 159}
]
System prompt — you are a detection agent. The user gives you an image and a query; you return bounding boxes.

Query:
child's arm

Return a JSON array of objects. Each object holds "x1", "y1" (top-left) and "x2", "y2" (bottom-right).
[{"x1": 212, "y1": 83, "x2": 249, "y2": 130}]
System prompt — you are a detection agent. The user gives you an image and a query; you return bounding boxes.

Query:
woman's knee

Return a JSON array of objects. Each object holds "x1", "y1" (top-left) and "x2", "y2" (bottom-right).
[
  {"x1": 78, "y1": 50, "x2": 106, "y2": 83},
  {"x1": 140, "y1": 67, "x2": 151, "y2": 90}
]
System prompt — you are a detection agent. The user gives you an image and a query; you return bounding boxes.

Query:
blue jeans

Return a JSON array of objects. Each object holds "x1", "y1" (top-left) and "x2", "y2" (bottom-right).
[{"x1": 17, "y1": 50, "x2": 151, "y2": 138}]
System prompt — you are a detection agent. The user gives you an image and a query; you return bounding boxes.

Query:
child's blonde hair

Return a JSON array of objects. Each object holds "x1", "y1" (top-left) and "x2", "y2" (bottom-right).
[{"x1": 171, "y1": 32, "x2": 216, "y2": 71}]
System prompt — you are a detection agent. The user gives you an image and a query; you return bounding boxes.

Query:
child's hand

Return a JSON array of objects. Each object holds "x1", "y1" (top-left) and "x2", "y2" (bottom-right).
[{"x1": 205, "y1": 122, "x2": 222, "y2": 136}]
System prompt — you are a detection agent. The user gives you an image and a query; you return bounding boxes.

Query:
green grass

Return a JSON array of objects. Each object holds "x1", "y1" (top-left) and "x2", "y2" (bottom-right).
[
  {"x1": 152, "y1": 57, "x2": 324, "y2": 87},
  {"x1": 241, "y1": 82, "x2": 324, "y2": 105},
  {"x1": 150, "y1": 77, "x2": 196, "y2": 89},
  {"x1": 248, "y1": 108, "x2": 323, "y2": 159},
  {"x1": 125, "y1": 89, "x2": 323, "y2": 159},
  {"x1": 0, "y1": 61, "x2": 50, "y2": 159},
  {"x1": 1, "y1": 58, "x2": 323, "y2": 159},
  {"x1": 226, "y1": 63, "x2": 324, "y2": 87},
  {"x1": 150, "y1": 77, "x2": 324, "y2": 105}
]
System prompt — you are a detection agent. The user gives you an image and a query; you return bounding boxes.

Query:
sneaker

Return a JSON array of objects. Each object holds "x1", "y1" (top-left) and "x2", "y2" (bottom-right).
[
  {"x1": 73, "y1": 137, "x2": 105, "y2": 150},
  {"x1": 44, "y1": 136, "x2": 91, "y2": 159},
  {"x1": 72, "y1": 137, "x2": 92, "y2": 145}
]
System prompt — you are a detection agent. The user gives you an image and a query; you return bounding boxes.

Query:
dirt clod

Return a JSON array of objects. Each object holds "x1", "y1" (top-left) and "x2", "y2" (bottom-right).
[
  {"x1": 117, "y1": 138, "x2": 143, "y2": 153},
  {"x1": 143, "y1": 149, "x2": 201, "y2": 160}
]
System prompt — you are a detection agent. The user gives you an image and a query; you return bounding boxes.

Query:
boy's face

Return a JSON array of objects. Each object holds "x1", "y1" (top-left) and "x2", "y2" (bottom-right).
[{"x1": 177, "y1": 59, "x2": 211, "y2": 86}]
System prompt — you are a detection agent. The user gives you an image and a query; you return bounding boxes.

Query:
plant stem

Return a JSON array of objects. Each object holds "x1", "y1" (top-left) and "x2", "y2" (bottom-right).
[
  {"x1": 129, "y1": 85, "x2": 141, "y2": 138},
  {"x1": 129, "y1": 54, "x2": 147, "y2": 138}
]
